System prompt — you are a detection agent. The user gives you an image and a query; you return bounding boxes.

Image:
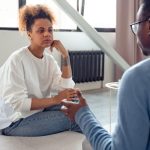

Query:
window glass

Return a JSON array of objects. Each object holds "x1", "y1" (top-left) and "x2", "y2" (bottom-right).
[
  {"x1": 0, "y1": 0, "x2": 116, "y2": 30},
  {"x1": 26, "y1": 0, "x2": 77, "y2": 30},
  {"x1": 84, "y1": 0, "x2": 116, "y2": 28},
  {"x1": 0, "y1": 1, "x2": 18, "y2": 28}
]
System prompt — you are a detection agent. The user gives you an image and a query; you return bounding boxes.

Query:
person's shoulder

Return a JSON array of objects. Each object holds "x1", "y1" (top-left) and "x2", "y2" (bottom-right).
[
  {"x1": 127, "y1": 58, "x2": 150, "y2": 74},
  {"x1": 44, "y1": 51, "x2": 57, "y2": 62},
  {"x1": 123, "y1": 58, "x2": 150, "y2": 81},
  {"x1": 3, "y1": 46, "x2": 28, "y2": 65},
  {"x1": 10, "y1": 46, "x2": 27, "y2": 58},
  {"x1": 44, "y1": 51, "x2": 54, "y2": 58}
]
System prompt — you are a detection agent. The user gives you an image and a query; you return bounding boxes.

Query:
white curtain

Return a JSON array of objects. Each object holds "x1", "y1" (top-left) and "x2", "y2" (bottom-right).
[{"x1": 115, "y1": 0, "x2": 143, "y2": 80}]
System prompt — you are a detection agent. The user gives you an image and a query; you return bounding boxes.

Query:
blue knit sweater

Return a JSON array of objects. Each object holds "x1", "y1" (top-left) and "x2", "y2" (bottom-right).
[{"x1": 75, "y1": 59, "x2": 150, "y2": 150}]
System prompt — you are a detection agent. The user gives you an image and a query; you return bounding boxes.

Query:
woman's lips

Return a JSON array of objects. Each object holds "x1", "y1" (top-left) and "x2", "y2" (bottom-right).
[
  {"x1": 44, "y1": 39, "x2": 51, "y2": 42},
  {"x1": 43, "y1": 39, "x2": 52, "y2": 44}
]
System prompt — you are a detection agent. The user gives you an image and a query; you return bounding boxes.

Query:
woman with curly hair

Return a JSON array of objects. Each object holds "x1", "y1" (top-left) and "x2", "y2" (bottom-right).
[{"x1": 0, "y1": 4, "x2": 81, "y2": 136}]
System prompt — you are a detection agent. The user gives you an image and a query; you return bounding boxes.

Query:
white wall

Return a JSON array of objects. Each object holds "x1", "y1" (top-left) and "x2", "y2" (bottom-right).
[{"x1": 0, "y1": 30, "x2": 115, "y2": 90}]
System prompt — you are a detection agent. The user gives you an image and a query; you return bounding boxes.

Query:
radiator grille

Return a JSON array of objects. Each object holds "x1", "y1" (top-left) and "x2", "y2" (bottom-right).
[{"x1": 68, "y1": 50, "x2": 104, "y2": 83}]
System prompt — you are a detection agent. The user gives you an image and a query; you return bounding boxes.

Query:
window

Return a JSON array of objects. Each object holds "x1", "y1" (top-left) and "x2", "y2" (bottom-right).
[
  {"x1": 26, "y1": 0, "x2": 77, "y2": 30},
  {"x1": 84, "y1": 0, "x2": 116, "y2": 28},
  {"x1": 0, "y1": 0, "x2": 116, "y2": 32},
  {"x1": 0, "y1": 1, "x2": 19, "y2": 28}
]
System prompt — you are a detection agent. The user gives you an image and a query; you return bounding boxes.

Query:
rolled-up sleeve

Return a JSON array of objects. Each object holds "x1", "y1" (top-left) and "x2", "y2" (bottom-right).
[
  {"x1": 59, "y1": 77, "x2": 75, "y2": 88},
  {"x1": 1, "y1": 56, "x2": 31, "y2": 113},
  {"x1": 50, "y1": 57, "x2": 75, "y2": 91}
]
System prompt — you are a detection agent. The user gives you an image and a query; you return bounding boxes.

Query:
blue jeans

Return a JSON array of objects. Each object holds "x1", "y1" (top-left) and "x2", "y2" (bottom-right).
[{"x1": 2, "y1": 105, "x2": 81, "y2": 137}]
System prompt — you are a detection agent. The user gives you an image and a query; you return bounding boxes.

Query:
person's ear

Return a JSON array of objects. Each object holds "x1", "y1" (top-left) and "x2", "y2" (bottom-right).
[
  {"x1": 27, "y1": 31, "x2": 31, "y2": 37},
  {"x1": 27, "y1": 31, "x2": 32, "y2": 40}
]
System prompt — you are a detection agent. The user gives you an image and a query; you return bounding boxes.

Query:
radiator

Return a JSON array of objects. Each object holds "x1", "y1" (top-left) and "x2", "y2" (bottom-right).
[{"x1": 68, "y1": 50, "x2": 104, "y2": 83}]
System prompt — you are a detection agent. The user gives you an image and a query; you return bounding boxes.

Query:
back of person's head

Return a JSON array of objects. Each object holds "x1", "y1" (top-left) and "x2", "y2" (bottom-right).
[{"x1": 19, "y1": 4, "x2": 55, "y2": 32}]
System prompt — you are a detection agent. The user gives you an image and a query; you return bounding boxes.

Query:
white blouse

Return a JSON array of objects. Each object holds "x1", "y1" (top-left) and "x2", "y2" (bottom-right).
[{"x1": 0, "y1": 47, "x2": 75, "y2": 129}]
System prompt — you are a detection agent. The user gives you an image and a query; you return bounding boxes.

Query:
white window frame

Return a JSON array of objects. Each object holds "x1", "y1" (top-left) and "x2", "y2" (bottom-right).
[{"x1": 0, "y1": 0, "x2": 116, "y2": 32}]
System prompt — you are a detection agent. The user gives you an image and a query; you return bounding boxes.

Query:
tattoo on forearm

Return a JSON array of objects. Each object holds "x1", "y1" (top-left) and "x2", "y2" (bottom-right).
[{"x1": 61, "y1": 56, "x2": 70, "y2": 66}]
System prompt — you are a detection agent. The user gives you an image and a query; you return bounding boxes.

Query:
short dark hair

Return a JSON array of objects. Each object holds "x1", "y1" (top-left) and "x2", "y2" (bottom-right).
[{"x1": 141, "y1": 0, "x2": 150, "y2": 18}]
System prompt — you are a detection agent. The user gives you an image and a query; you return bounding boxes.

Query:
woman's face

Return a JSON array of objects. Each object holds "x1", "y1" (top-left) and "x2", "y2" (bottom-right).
[
  {"x1": 28, "y1": 18, "x2": 53, "y2": 49},
  {"x1": 136, "y1": 5, "x2": 150, "y2": 56}
]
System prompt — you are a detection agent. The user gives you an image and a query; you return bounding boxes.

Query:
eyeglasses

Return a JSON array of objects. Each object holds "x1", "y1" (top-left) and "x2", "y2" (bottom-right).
[{"x1": 130, "y1": 17, "x2": 150, "y2": 35}]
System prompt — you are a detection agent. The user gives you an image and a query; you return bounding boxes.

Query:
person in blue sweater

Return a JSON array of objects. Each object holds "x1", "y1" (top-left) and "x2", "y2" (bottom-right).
[{"x1": 62, "y1": 0, "x2": 150, "y2": 149}]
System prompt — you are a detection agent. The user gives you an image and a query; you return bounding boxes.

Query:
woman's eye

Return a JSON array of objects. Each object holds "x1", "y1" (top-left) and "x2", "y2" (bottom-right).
[
  {"x1": 37, "y1": 29, "x2": 44, "y2": 33},
  {"x1": 48, "y1": 28, "x2": 53, "y2": 33},
  {"x1": 36, "y1": 28, "x2": 53, "y2": 34}
]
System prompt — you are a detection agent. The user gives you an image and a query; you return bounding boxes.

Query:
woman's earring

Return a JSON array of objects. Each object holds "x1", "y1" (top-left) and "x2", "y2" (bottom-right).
[
  {"x1": 29, "y1": 36, "x2": 32, "y2": 40},
  {"x1": 28, "y1": 33, "x2": 32, "y2": 40}
]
